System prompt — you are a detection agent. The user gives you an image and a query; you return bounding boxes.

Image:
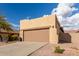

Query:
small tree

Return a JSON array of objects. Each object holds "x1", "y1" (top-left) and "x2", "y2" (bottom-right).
[
  {"x1": 0, "y1": 16, "x2": 13, "y2": 42},
  {"x1": 0, "y1": 16, "x2": 13, "y2": 31}
]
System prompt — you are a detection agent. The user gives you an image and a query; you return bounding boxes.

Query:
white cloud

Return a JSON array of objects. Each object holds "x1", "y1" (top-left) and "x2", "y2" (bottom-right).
[
  {"x1": 69, "y1": 13, "x2": 79, "y2": 21},
  {"x1": 51, "y1": 3, "x2": 79, "y2": 30},
  {"x1": 11, "y1": 23, "x2": 19, "y2": 27},
  {"x1": 43, "y1": 14, "x2": 49, "y2": 17},
  {"x1": 51, "y1": 3, "x2": 78, "y2": 16}
]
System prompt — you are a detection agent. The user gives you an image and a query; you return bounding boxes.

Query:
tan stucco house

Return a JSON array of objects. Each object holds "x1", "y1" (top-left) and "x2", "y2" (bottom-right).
[{"x1": 20, "y1": 14, "x2": 64, "y2": 44}]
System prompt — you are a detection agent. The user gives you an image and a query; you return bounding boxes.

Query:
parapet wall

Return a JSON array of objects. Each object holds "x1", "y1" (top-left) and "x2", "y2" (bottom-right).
[{"x1": 20, "y1": 14, "x2": 56, "y2": 30}]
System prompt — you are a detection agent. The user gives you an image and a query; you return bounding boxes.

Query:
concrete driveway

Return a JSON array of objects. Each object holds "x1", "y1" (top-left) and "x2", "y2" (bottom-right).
[{"x1": 0, "y1": 42, "x2": 47, "y2": 56}]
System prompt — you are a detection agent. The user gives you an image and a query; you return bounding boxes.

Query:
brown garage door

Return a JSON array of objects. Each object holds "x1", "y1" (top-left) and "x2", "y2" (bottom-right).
[{"x1": 23, "y1": 28, "x2": 49, "y2": 42}]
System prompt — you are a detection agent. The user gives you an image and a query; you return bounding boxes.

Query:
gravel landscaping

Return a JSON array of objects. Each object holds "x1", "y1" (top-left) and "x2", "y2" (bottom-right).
[{"x1": 30, "y1": 43, "x2": 79, "y2": 56}]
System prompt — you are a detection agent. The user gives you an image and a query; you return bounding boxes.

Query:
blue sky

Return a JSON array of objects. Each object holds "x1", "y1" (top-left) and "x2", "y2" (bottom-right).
[
  {"x1": 0, "y1": 3, "x2": 58, "y2": 30},
  {"x1": 0, "y1": 3, "x2": 79, "y2": 30}
]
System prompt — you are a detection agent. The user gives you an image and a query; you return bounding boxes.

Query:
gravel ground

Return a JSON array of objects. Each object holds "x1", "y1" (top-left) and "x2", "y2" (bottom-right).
[
  {"x1": 30, "y1": 33, "x2": 79, "y2": 56},
  {"x1": 30, "y1": 43, "x2": 79, "y2": 56}
]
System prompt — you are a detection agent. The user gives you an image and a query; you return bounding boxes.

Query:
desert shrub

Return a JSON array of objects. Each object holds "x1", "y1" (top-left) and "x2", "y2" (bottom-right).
[
  {"x1": 54, "y1": 46, "x2": 65, "y2": 54},
  {"x1": 8, "y1": 34, "x2": 12, "y2": 41},
  {"x1": 2, "y1": 34, "x2": 8, "y2": 38},
  {"x1": 1, "y1": 34, "x2": 9, "y2": 42},
  {"x1": 11, "y1": 35, "x2": 18, "y2": 41},
  {"x1": 8, "y1": 34, "x2": 18, "y2": 41}
]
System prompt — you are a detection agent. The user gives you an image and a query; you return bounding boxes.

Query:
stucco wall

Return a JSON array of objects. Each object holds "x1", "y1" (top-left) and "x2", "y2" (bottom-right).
[
  {"x1": 49, "y1": 27, "x2": 58, "y2": 44},
  {"x1": 69, "y1": 33, "x2": 79, "y2": 44},
  {"x1": 19, "y1": 30, "x2": 24, "y2": 40},
  {"x1": 20, "y1": 14, "x2": 56, "y2": 30},
  {"x1": 20, "y1": 14, "x2": 63, "y2": 44}
]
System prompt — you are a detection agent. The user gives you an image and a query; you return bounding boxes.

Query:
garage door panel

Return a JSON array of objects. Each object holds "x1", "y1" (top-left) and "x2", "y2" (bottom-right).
[{"x1": 24, "y1": 29, "x2": 49, "y2": 42}]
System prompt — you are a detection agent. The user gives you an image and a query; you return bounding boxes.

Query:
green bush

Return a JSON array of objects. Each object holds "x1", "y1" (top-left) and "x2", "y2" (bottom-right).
[
  {"x1": 8, "y1": 34, "x2": 18, "y2": 41},
  {"x1": 8, "y1": 34, "x2": 12, "y2": 41},
  {"x1": 11, "y1": 35, "x2": 18, "y2": 41},
  {"x1": 54, "y1": 46, "x2": 65, "y2": 54}
]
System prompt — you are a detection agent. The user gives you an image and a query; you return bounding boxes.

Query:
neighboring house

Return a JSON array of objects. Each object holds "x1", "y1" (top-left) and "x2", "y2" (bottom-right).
[
  {"x1": 0, "y1": 29, "x2": 19, "y2": 42},
  {"x1": 20, "y1": 14, "x2": 65, "y2": 44}
]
